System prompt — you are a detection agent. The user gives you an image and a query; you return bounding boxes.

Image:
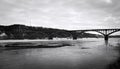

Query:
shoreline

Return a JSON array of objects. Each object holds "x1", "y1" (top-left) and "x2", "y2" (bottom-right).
[{"x1": 0, "y1": 38, "x2": 104, "y2": 43}]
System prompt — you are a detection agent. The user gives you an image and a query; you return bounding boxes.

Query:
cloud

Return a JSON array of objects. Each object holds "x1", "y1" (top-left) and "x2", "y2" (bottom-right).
[
  {"x1": 104, "y1": 0, "x2": 112, "y2": 4},
  {"x1": 0, "y1": 0, "x2": 120, "y2": 30}
]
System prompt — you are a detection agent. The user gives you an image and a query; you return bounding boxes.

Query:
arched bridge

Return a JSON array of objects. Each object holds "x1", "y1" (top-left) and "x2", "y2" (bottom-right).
[{"x1": 72, "y1": 28, "x2": 120, "y2": 41}]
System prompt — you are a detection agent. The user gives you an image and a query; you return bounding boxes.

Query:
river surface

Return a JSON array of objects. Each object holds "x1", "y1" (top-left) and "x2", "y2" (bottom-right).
[{"x1": 0, "y1": 38, "x2": 120, "y2": 69}]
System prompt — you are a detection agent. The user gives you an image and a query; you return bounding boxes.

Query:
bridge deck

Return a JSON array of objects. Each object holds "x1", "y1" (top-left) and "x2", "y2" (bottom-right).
[{"x1": 72, "y1": 28, "x2": 120, "y2": 31}]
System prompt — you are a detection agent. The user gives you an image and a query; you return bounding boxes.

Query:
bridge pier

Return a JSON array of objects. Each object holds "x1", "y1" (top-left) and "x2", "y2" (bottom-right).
[
  {"x1": 73, "y1": 36, "x2": 77, "y2": 40},
  {"x1": 48, "y1": 37, "x2": 53, "y2": 40},
  {"x1": 48, "y1": 34, "x2": 53, "y2": 40},
  {"x1": 104, "y1": 35, "x2": 109, "y2": 41},
  {"x1": 69, "y1": 31, "x2": 78, "y2": 40}
]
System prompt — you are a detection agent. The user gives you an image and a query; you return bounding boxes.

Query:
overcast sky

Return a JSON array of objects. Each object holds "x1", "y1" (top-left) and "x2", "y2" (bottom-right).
[{"x1": 0, "y1": 0, "x2": 120, "y2": 30}]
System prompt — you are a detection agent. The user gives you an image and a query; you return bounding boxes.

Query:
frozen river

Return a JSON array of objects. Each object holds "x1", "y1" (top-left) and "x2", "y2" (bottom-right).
[{"x1": 0, "y1": 38, "x2": 120, "y2": 69}]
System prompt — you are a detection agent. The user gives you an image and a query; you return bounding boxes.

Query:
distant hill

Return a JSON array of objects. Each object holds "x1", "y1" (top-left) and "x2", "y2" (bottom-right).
[{"x1": 0, "y1": 24, "x2": 102, "y2": 39}]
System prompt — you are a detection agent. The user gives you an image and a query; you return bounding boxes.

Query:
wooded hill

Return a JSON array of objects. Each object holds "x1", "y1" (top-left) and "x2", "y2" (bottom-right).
[{"x1": 0, "y1": 24, "x2": 102, "y2": 39}]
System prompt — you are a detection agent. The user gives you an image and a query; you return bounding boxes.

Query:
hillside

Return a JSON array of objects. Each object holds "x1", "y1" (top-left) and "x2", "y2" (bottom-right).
[{"x1": 0, "y1": 24, "x2": 101, "y2": 39}]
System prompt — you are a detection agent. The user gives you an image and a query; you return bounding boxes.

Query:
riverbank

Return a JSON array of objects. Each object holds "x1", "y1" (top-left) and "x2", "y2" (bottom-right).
[{"x1": 0, "y1": 40, "x2": 74, "y2": 49}]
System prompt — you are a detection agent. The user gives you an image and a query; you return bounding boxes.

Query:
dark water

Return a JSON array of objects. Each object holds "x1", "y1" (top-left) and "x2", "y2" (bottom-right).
[{"x1": 0, "y1": 38, "x2": 120, "y2": 69}]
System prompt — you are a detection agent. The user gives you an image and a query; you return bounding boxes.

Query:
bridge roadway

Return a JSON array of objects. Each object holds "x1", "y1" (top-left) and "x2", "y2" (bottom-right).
[{"x1": 71, "y1": 28, "x2": 120, "y2": 41}]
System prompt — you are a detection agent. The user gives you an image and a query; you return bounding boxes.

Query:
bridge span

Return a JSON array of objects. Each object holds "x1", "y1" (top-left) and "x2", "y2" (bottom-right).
[{"x1": 72, "y1": 28, "x2": 120, "y2": 41}]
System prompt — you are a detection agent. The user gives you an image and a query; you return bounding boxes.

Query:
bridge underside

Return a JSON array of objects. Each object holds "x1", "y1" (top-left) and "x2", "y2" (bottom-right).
[{"x1": 73, "y1": 29, "x2": 120, "y2": 41}]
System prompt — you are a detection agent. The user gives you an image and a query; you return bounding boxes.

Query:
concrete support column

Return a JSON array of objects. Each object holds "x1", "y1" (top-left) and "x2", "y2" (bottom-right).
[
  {"x1": 48, "y1": 37, "x2": 53, "y2": 40},
  {"x1": 104, "y1": 35, "x2": 109, "y2": 41},
  {"x1": 73, "y1": 36, "x2": 77, "y2": 40}
]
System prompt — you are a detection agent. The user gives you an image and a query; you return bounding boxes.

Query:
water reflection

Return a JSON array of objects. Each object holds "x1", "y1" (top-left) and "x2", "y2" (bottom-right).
[
  {"x1": 105, "y1": 40, "x2": 109, "y2": 46},
  {"x1": 0, "y1": 38, "x2": 120, "y2": 69},
  {"x1": 107, "y1": 43, "x2": 120, "y2": 69}
]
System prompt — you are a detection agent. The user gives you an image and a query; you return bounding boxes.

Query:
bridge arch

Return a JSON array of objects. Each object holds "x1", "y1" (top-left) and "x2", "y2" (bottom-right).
[
  {"x1": 95, "y1": 30, "x2": 120, "y2": 41},
  {"x1": 74, "y1": 29, "x2": 120, "y2": 41},
  {"x1": 107, "y1": 30, "x2": 120, "y2": 35}
]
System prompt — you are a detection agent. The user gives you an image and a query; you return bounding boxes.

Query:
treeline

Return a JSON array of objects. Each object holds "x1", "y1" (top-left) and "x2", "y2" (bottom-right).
[{"x1": 0, "y1": 24, "x2": 101, "y2": 39}]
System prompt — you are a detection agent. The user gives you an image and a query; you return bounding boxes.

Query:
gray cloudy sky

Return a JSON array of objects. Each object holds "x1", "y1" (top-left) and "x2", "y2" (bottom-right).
[{"x1": 0, "y1": 0, "x2": 120, "y2": 30}]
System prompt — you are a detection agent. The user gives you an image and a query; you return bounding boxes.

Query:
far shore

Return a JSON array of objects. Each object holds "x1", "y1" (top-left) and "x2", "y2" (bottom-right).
[
  {"x1": 0, "y1": 39, "x2": 73, "y2": 43},
  {"x1": 0, "y1": 38, "x2": 104, "y2": 43}
]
